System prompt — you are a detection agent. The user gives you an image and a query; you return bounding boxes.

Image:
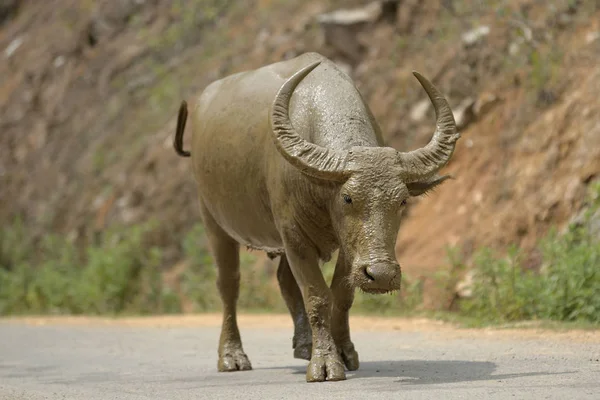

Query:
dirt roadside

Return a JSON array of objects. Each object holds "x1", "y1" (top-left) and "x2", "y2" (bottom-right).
[{"x1": 3, "y1": 314, "x2": 598, "y2": 344}]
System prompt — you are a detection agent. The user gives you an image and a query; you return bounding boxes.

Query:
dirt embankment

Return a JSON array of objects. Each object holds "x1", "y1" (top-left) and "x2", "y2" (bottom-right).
[{"x1": 1, "y1": 1, "x2": 599, "y2": 303}]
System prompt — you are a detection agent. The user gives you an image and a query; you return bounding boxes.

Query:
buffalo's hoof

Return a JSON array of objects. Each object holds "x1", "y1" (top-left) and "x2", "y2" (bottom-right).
[
  {"x1": 293, "y1": 340, "x2": 312, "y2": 361},
  {"x1": 218, "y1": 351, "x2": 252, "y2": 372},
  {"x1": 339, "y1": 342, "x2": 359, "y2": 371},
  {"x1": 306, "y1": 353, "x2": 346, "y2": 382}
]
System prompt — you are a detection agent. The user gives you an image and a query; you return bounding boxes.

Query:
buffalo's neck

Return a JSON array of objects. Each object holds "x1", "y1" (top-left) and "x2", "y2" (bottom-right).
[{"x1": 284, "y1": 173, "x2": 340, "y2": 263}]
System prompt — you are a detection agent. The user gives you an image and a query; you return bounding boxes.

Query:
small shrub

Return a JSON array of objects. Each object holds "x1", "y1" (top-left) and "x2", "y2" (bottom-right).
[
  {"x1": 180, "y1": 224, "x2": 219, "y2": 312},
  {"x1": 459, "y1": 246, "x2": 544, "y2": 321},
  {"x1": 238, "y1": 252, "x2": 284, "y2": 312},
  {"x1": 459, "y1": 183, "x2": 600, "y2": 324},
  {"x1": 537, "y1": 227, "x2": 600, "y2": 322},
  {"x1": 76, "y1": 225, "x2": 166, "y2": 314},
  {"x1": 0, "y1": 221, "x2": 179, "y2": 316},
  {"x1": 0, "y1": 216, "x2": 33, "y2": 272}
]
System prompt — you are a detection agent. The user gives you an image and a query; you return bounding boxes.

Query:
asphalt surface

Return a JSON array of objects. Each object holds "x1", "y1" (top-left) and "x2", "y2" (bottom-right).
[{"x1": 0, "y1": 317, "x2": 599, "y2": 400}]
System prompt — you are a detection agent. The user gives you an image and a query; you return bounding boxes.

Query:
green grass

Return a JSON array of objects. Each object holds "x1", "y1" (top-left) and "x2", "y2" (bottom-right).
[
  {"x1": 179, "y1": 231, "x2": 423, "y2": 316},
  {"x1": 0, "y1": 220, "x2": 423, "y2": 316},
  {"x1": 0, "y1": 220, "x2": 178, "y2": 316},
  {"x1": 457, "y1": 182, "x2": 600, "y2": 325},
  {"x1": 2, "y1": 183, "x2": 599, "y2": 327}
]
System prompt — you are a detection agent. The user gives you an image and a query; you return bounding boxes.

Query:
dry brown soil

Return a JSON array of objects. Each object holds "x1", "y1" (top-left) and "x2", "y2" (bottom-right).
[{"x1": 1, "y1": 1, "x2": 600, "y2": 306}]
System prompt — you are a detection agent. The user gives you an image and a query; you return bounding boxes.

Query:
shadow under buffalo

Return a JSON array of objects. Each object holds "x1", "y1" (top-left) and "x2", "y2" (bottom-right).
[{"x1": 266, "y1": 359, "x2": 573, "y2": 385}]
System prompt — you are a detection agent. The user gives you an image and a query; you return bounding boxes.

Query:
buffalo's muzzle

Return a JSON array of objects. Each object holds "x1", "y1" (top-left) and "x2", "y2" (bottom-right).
[{"x1": 356, "y1": 262, "x2": 401, "y2": 293}]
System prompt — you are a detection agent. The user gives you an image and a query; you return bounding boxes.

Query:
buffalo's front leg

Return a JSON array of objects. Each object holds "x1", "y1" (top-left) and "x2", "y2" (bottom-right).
[
  {"x1": 276, "y1": 255, "x2": 312, "y2": 360},
  {"x1": 283, "y1": 235, "x2": 345, "y2": 382},
  {"x1": 330, "y1": 252, "x2": 359, "y2": 371},
  {"x1": 201, "y1": 204, "x2": 252, "y2": 372}
]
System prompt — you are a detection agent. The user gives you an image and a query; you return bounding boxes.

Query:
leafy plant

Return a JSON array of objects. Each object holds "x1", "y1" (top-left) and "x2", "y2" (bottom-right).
[
  {"x1": 459, "y1": 183, "x2": 600, "y2": 324},
  {"x1": 180, "y1": 224, "x2": 220, "y2": 312},
  {"x1": 0, "y1": 221, "x2": 178, "y2": 316}
]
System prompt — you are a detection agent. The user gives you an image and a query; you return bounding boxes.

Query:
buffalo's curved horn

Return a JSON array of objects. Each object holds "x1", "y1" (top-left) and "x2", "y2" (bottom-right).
[
  {"x1": 396, "y1": 72, "x2": 460, "y2": 182},
  {"x1": 270, "y1": 61, "x2": 349, "y2": 182}
]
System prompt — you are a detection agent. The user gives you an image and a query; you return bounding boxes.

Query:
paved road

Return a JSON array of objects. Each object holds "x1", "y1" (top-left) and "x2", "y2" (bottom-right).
[{"x1": 0, "y1": 316, "x2": 599, "y2": 400}]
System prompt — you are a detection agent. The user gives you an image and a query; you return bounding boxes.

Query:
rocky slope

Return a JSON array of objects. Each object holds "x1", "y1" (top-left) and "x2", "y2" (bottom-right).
[{"x1": 1, "y1": 0, "x2": 599, "y2": 305}]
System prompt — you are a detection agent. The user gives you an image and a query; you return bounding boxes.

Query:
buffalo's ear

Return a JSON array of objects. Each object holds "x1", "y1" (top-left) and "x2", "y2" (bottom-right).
[{"x1": 406, "y1": 174, "x2": 453, "y2": 197}]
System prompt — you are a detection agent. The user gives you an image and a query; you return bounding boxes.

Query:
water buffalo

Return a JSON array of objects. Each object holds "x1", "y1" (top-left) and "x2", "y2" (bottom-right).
[{"x1": 174, "y1": 52, "x2": 460, "y2": 382}]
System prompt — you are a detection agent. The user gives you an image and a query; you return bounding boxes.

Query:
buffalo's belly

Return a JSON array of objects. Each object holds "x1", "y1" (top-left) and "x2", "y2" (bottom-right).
[
  {"x1": 194, "y1": 158, "x2": 284, "y2": 252},
  {"x1": 212, "y1": 202, "x2": 282, "y2": 251},
  {"x1": 202, "y1": 191, "x2": 284, "y2": 251}
]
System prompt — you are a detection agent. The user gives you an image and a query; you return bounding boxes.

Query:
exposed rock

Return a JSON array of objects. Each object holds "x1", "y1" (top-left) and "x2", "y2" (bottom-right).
[
  {"x1": 453, "y1": 93, "x2": 501, "y2": 130},
  {"x1": 316, "y1": 1, "x2": 398, "y2": 64},
  {"x1": 453, "y1": 97, "x2": 475, "y2": 129},
  {"x1": 586, "y1": 31, "x2": 599, "y2": 44},
  {"x1": 409, "y1": 98, "x2": 430, "y2": 122},
  {"x1": 461, "y1": 26, "x2": 490, "y2": 47},
  {"x1": 4, "y1": 36, "x2": 24, "y2": 58},
  {"x1": 509, "y1": 41, "x2": 521, "y2": 56},
  {"x1": 455, "y1": 269, "x2": 474, "y2": 299},
  {"x1": 316, "y1": 2, "x2": 383, "y2": 25}
]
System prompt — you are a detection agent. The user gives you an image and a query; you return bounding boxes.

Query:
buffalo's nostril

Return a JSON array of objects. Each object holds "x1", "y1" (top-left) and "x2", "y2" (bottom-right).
[{"x1": 364, "y1": 266, "x2": 375, "y2": 281}]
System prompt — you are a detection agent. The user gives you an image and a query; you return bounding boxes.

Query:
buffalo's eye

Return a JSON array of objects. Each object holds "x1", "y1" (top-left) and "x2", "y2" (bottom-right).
[
  {"x1": 343, "y1": 194, "x2": 352, "y2": 204},
  {"x1": 401, "y1": 199, "x2": 407, "y2": 206}
]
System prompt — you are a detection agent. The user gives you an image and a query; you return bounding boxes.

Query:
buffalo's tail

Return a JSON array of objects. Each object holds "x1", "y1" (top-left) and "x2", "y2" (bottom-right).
[{"x1": 174, "y1": 101, "x2": 190, "y2": 157}]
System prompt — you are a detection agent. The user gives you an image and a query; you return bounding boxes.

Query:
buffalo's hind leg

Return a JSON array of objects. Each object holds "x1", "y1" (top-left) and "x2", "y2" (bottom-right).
[
  {"x1": 277, "y1": 255, "x2": 312, "y2": 360},
  {"x1": 200, "y1": 204, "x2": 252, "y2": 372}
]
